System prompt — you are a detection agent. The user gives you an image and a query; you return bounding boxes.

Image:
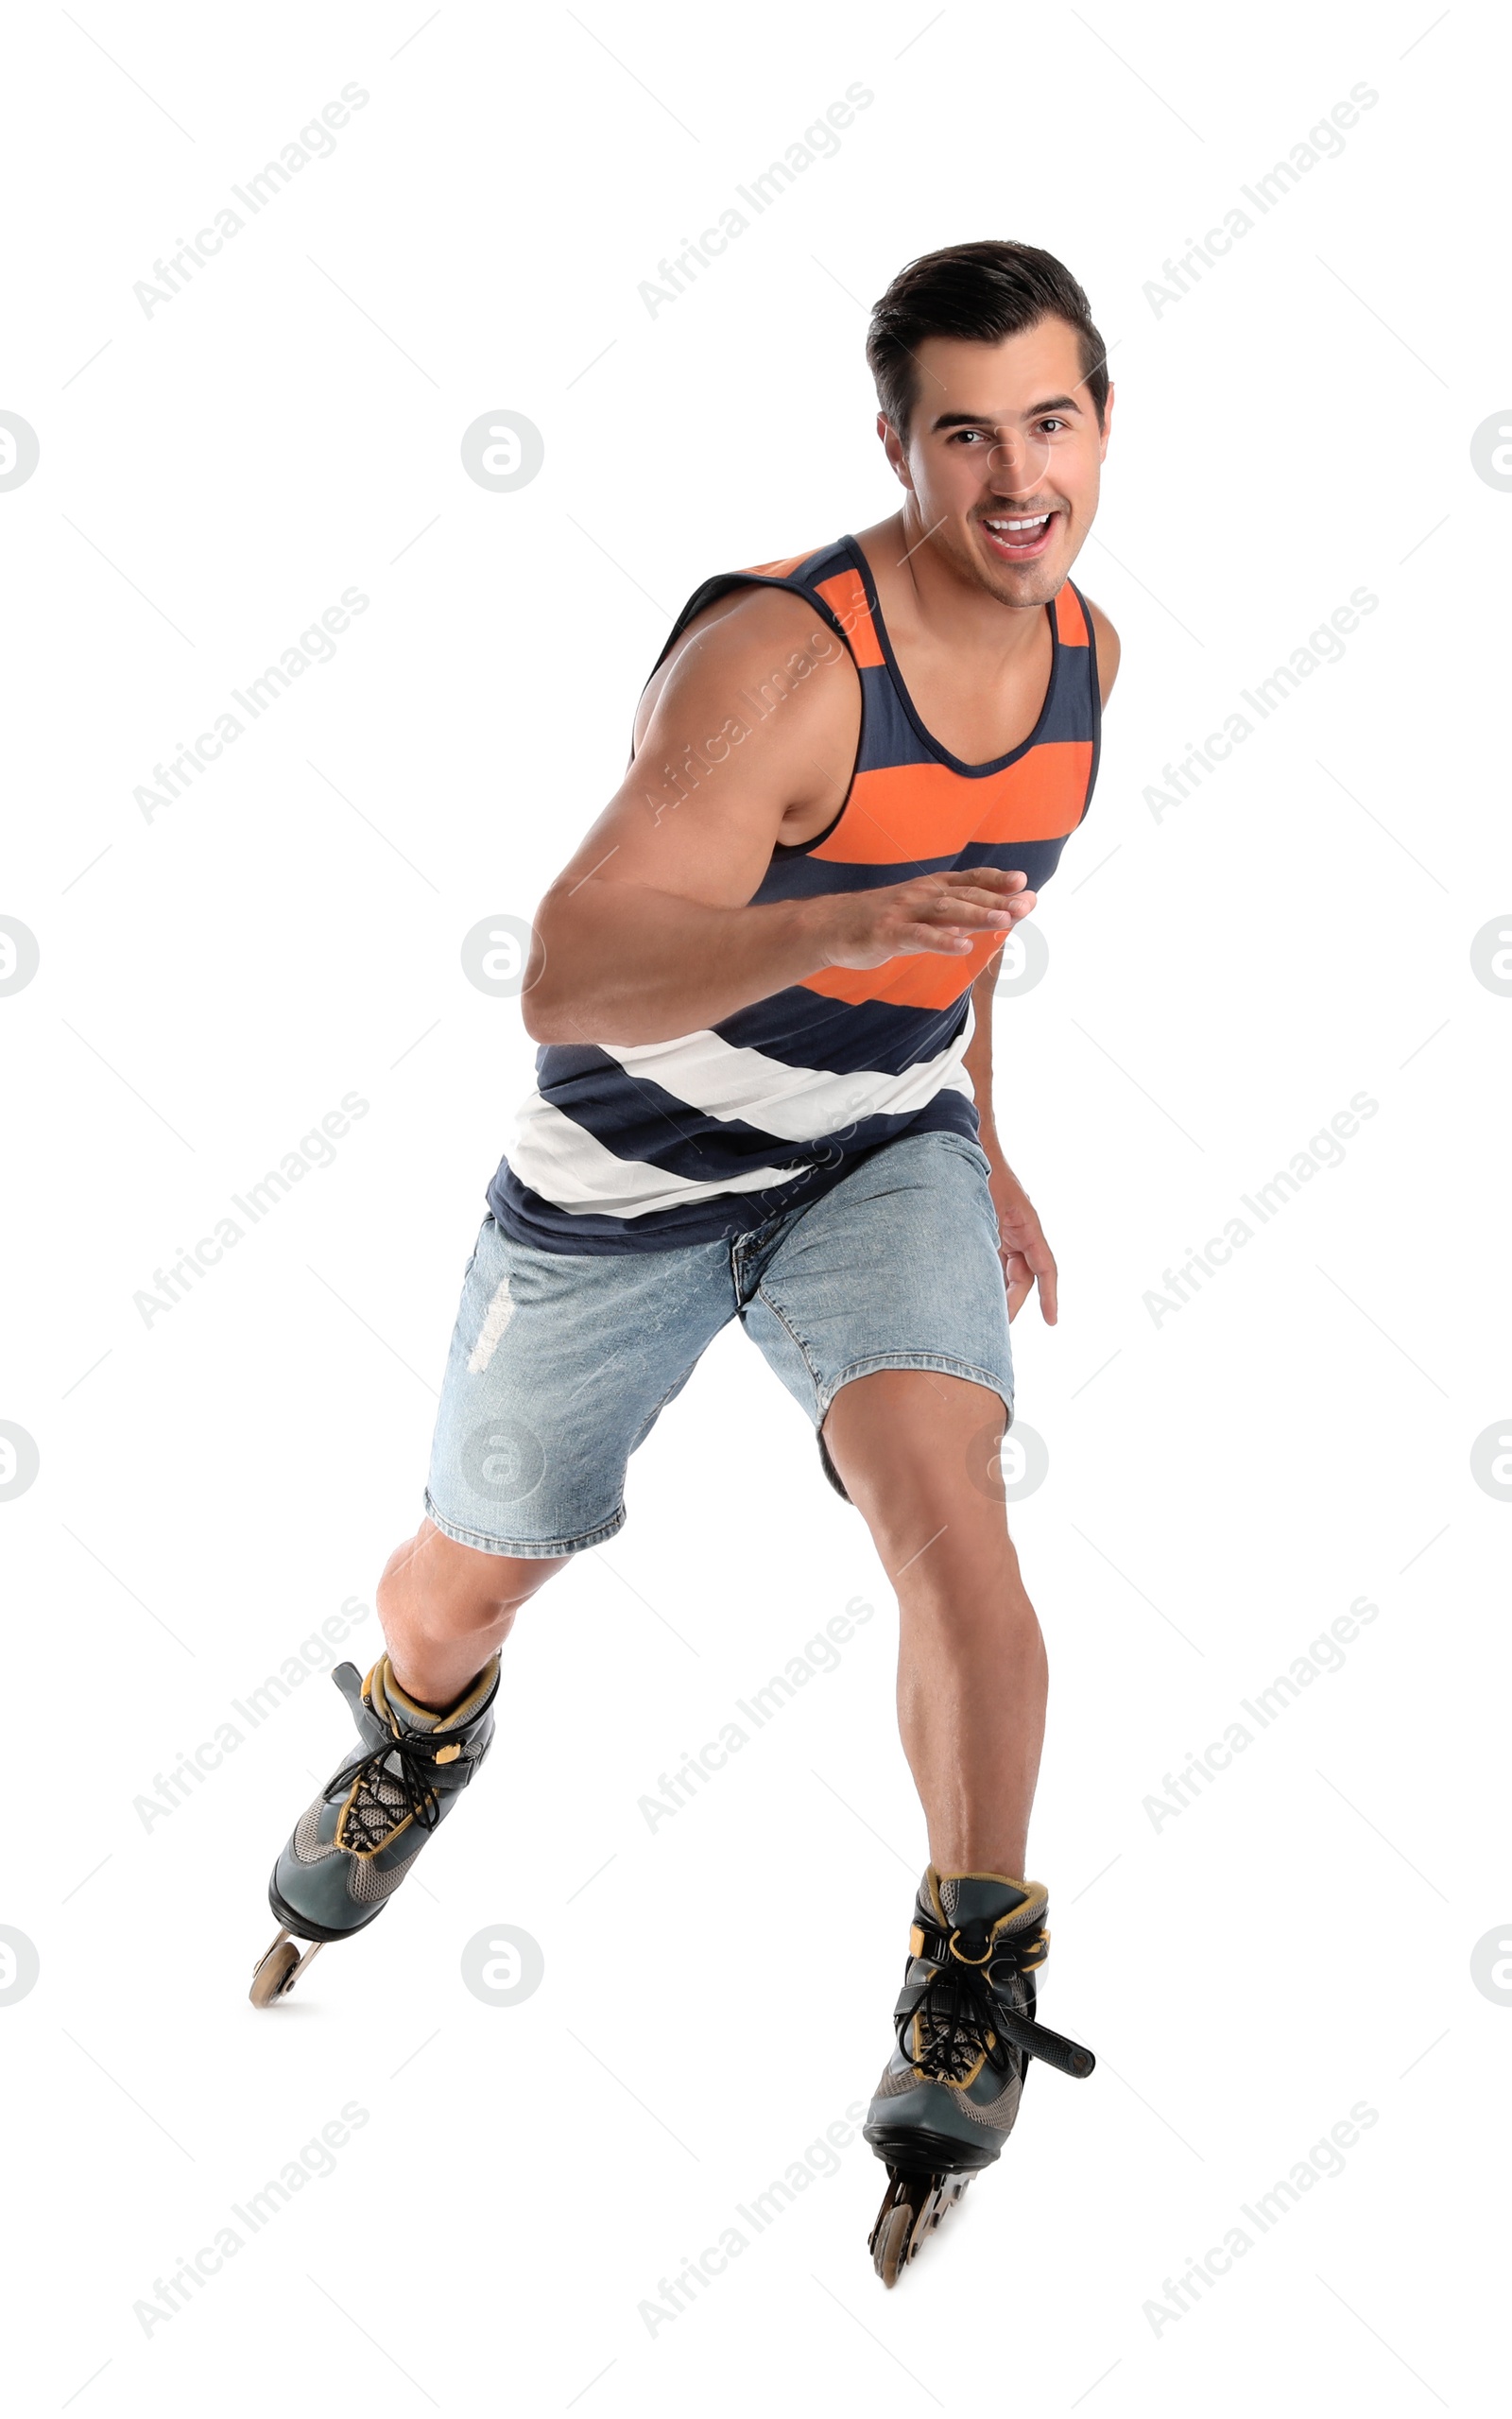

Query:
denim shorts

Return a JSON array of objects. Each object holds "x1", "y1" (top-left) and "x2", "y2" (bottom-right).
[{"x1": 423, "y1": 1128, "x2": 1014, "y2": 1556}]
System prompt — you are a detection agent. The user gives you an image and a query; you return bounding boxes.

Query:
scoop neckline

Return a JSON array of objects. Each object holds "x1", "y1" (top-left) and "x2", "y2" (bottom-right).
[{"x1": 841, "y1": 531, "x2": 1061, "y2": 779}]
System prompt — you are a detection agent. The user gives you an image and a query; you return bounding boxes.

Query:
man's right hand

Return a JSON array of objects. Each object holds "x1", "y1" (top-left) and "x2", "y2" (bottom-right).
[{"x1": 816, "y1": 866, "x2": 1037, "y2": 970}]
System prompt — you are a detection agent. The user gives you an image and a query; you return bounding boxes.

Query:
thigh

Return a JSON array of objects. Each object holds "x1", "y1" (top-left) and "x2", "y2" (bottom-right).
[
  {"x1": 740, "y1": 1129, "x2": 1014, "y2": 1495},
  {"x1": 424, "y1": 1215, "x2": 733, "y2": 1555},
  {"x1": 822, "y1": 1367, "x2": 1014, "y2": 1567}
]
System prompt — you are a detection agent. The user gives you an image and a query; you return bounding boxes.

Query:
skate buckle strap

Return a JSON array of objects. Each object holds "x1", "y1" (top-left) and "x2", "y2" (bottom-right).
[
  {"x1": 914, "y1": 1914, "x2": 1049, "y2": 1977},
  {"x1": 899, "y1": 1914, "x2": 1094, "y2": 2087}
]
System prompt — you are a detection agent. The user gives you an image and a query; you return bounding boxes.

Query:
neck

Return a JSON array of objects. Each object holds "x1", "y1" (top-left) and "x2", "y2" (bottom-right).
[{"x1": 860, "y1": 510, "x2": 1049, "y2": 658}]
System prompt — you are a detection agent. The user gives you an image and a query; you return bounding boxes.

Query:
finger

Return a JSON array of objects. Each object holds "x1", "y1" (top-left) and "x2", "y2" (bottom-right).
[
  {"x1": 926, "y1": 884, "x2": 1039, "y2": 923},
  {"x1": 902, "y1": 924, "x2": 975, "y2": 954},
  {"x1": 926, "y1": 895, "x2": 1033, "y2": 929},
  {"x1": 937, "y1": 867, "x2": 1029, "y2": 892},
  {"x1": 899, "y1": 894, "x2": 1038, "y2": 952},
  {"x1": 1022, "y1": 1239, "x2": 1057, "y2": 1324}
]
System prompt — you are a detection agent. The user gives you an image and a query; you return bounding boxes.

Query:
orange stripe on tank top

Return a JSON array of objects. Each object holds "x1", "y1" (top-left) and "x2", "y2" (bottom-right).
[
  {"x1": 797, "y1": 929, "x2": 1005, "y2": 1011},
  {"x1": 810, "y1": 746, "x2": 1092, "y2": 865},
  {"x1": 744, "y1": 552, "x2": 813, "y2": 579},
  {"x1": 814, "y1": 568, "x2": 885, "y2": 668},
  {"x1": 1054, "y1": 584, "x2": 1089, "y2": 645}
]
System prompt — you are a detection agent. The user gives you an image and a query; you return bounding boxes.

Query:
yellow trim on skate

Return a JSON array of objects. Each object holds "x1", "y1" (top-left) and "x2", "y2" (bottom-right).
[{"x1": 382, "y1": 1651, "x2": 501, "y2": 1734}]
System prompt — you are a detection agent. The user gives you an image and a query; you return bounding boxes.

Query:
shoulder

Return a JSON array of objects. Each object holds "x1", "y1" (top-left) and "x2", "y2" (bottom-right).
[
  {"x1": 633, "y1": 577, "x2": 856, "y2": 753},
  {"x1": 1077, "y1": 591, "x2": 1121, "y2": 707},
  {"x1": 671, "y1": 575, "x2": 841, "y2": 665}
]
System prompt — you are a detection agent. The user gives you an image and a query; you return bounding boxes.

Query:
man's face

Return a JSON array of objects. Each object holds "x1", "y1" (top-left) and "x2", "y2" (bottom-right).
[{"x1": 882, "y1": 317, "x2": 1111, "y2": 606}]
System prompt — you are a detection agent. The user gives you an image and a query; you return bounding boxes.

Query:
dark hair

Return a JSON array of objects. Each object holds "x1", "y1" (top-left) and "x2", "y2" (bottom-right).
[{"x1": 866, "y1": 239, "x2": 1108, "y2": 441}]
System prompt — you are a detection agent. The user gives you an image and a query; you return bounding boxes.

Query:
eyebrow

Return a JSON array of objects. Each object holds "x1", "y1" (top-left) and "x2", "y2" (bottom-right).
[{"x1": 930, "y1": 395, "x2": 1084, "y2": 431}]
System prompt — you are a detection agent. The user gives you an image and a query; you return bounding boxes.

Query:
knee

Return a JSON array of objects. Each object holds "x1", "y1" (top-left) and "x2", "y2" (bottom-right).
[
  {"x1": 380, "y1": 1525, "x2": 564, "y2": 1636},
  {"x1": 836, "y1": 1440, "x2": 1004, "y2": 1560},
  {"x1": 850, "y1": 1471, "x2": 1026, "y2": 1606}
]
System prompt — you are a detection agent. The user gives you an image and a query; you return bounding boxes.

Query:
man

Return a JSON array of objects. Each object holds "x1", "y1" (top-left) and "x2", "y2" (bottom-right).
[{"x1": 251, "y1": 238, "x2": 1118, "y2": 2287}]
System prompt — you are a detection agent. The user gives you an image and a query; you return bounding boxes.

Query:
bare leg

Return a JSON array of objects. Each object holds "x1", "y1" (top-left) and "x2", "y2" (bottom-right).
[
  {"x1": 376, "y1": 1516, "x2": 568, "y2": 1710},
  {"x1": 821, "y1": 1371, "x2": 1046, "y2": 1877}
]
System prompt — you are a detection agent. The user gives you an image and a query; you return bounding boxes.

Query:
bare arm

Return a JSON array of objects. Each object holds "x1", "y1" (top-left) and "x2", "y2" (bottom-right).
[
  {"x1": 962, "y1": 958, "x2": 1003, "y2": 1152},
  {"x1": 1086, "y1": 596, "x2": 1121, "y2": 705},
  {"x1": 966, "y1": 956, "x2": 1060, "y2": 1324},
  {"x1": 522, "y1": 587, "x2": 1037, "y2": 1045}
]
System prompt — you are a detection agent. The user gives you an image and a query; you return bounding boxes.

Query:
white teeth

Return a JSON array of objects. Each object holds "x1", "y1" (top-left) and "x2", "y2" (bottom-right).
[{"x1": 985, "y1": 515, "x2": 1049, "y2": 533}]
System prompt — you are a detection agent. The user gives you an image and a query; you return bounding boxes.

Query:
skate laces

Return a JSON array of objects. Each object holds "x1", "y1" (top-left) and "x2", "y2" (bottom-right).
[
  {"x1": 328, "y1": 1730, "x2": 449, "y2": 1855},
  {"x1": 900, "y1": 1922, "x2": 1047, "y2": 2087}
]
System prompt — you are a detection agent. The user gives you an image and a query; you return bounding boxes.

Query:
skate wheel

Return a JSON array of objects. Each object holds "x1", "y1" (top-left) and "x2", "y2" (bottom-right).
[
  {"x1": 249, "y1": 1935, "x2": 301, "y2": 2008},
  {"x1": 874, "y1": 2202, "x2": 913, "y2": 2288},
  {"x1": 910, "y1": 2185, "x2": 940, "y2": 2249}
]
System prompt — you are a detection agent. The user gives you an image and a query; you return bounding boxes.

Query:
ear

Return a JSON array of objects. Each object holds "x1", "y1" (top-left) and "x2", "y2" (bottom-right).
[
  {"x1": 1097, "y1": 382, "x2": 1115, "y2": 464},
  {"x1": 878, "y1": 411, "x2": 914, "y2": 492}
]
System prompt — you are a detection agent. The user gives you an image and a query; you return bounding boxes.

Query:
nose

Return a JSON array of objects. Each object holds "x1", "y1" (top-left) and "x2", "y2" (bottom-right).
[{"x1": 986, "y1": 426, "x2": 1050, "y2": 492}]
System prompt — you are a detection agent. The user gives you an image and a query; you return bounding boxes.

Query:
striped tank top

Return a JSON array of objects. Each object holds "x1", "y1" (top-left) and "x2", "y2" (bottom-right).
[{"x1": 488, "y1": 534, "x2": 1100, "y2": 1254}]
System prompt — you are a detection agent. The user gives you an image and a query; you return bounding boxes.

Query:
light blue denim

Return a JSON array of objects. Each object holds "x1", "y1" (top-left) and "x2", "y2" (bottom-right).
[{"x1": 423, "y1": 1128, "x2": 1013, "y2": 1555}]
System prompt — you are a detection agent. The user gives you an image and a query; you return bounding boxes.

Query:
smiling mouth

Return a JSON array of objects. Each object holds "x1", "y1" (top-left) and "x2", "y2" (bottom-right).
[{"x1": 979, "y1": 510, "x2": 1058, "y2": 562}]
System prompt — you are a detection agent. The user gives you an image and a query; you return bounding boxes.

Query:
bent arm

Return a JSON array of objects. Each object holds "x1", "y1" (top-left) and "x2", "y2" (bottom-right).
[
  {"x1": 522, "y1": 588, "x2": 1032, "y2": 1045},
  {"x1": 522, "y1": 588, "x2": 851, "y2": 1044}
]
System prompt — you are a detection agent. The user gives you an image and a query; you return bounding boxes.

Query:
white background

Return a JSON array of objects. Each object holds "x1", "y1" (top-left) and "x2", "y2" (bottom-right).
[{"x1": 2, "y1": 3, "x2": 1507, "y2": 2411}]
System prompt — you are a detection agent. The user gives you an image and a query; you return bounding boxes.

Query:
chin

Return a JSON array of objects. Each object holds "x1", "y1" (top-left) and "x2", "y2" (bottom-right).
[{"x1": 982, "y1": 557, "x2": 1064, "y2": 607}]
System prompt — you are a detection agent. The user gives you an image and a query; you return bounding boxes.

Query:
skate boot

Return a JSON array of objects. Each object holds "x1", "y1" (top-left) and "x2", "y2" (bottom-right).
[
  {"x1": 864, "y1": 1867, "x2": 1094, "y2": 2284},
  {"x1": 249, "y1": 1651, "x2": 500, "y2": 2006}
]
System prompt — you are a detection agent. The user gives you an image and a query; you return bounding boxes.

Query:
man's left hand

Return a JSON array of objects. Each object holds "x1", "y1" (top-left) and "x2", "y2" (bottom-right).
[{"x1": 985, "y1": 1149, "x2": 1058, "y2": 1324}]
